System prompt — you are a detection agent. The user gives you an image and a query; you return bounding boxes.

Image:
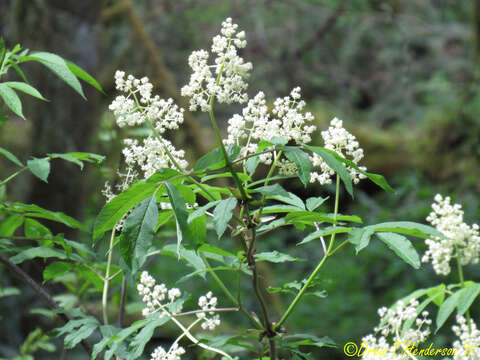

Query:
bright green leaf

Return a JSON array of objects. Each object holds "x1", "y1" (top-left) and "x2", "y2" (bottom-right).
[
  {"x1": 3, "y1": 81, "x2": 47, "y2": 101},
  {"x1": 0, "y1": 146, "x2": 23, "y2": 166},
  {"x1": 376, "y1": 232, "x2": 420, "y2": 269},
  {"x1": 0, "y1": 83, "x2": 24, "y2": 119},
  {"x1": 27, "y1": 157, "x2": 50, "y2": 183},
  {"x1": 213, "y1": 197, "x2": 237, "y2": 239}
]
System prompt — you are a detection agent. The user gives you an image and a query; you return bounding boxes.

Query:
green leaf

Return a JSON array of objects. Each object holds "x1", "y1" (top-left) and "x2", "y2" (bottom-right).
[
  {"x1": 348, "y1": 227, "x2": 375, "y2": 253},
  {"x1": 10, "y1": 247, "x2": 69, "y2": 264},
  {"x1": 213, "y1": 197, "x2": 237, "y2": 239},
  {"x1": 198, "y1": 243, "x2": 235, "y2": 257},
  {"x1": 43, "y1": 262, "x2": 73, "y2": 281},
  {"x1": 188, "y1": 213, "x2": 207, "y2": 245},
  {"x1": 297, "y1": 226, "x2": 352, "y2": 246},
  {"x1": 0, "y1": 214, "x2": 24, "y2": 236},
  {"x1": 54, "y1": 317, "x2": 99, "y2": 349},
  {"x1": 376, "y1": 232, "x2": 420, "y2": 269},
  {"x1": 25, "y1": 52, "x2": 86, "y2": 99},
  {"x1": 457, "y1": 283, "x2": 480, "y2": 316},
  {"x1": 306, "y1": 196, "x2": 328, "y2": 211},
  {"x1": 0, "y1": 146, "x2": 23, "y2": 166},
  {"x1": 304, "y1": 145, "x2": 353, "y2": 197},
  {"x1": 0, "y1": 83, "x2": 24, "y2": 119},
  {"x1": 255, "y1": 251, "x2": 300, "y2": 263},
  {"x1": 0, "y1": 38, "x2": 5, "y2": 67},
  {"x1": 93, "y1": 181, "x2": 158, "y2": 241},
  {"x1": 312, "y1": 146, "x2": 394, "y2": 193},
  {"x1": 253, "y1": 183, "x2": 305, "y2": 209},
  {"x1": 165, "y1": 182, "x2": 191, "y2": 251},
  {"x1": 126, "y1": 317, "x2": 169, "y2": 359},
  {"x1": 27, "y1": 157, "x2": 51, "y2": 183},
  {"x1": 48, "y1": 152, "x2": 105, "y2": 169},
  {"x1": 436, "y1": 290, "x2": 462, "y2": 332},
  {"x1": 427, "y1": 284, "x2": 446, "y2": 307},
  {"x1": 24, "y1": 218, "x2": 51, "y2": 238},
  {"x1": 282, "y1": 146, "x2": 311, "y2": 186},
  {"x1": 9, "y1": 202, "x2": 83, "y2": 230},
  {"x1": 245, "y1": 155, "x2": 260, "y2": 175},
  {"x1": 66, "y1": 61, "x2": 104, "y2": 93},
  {"x1": 194, "y1": 145, "x2": 240, "y2": 171},
  {"x1": 3, "y1": 81, "x2": 47, "y2": 101},
  {"x1": 121, "y1": 196, "x2": 158, "y2": 273}
]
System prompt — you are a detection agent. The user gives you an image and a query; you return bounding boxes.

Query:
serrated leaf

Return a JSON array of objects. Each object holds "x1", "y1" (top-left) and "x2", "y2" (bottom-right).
[
  {"x1": 43, "y1": 262, "x2": 73, "y2": 281},
  {"x1": 427, "y1": 284, "x2": 446, "y2": 307},
  {"x1": 376, "y1": 232, "x2": 420, "y2": 269},
  {"x1": 66, "y1": 61, "x2": 104, "y2": 93},
  {"x1": 27, "y1": 157, "x2": 50, "y2": 183},
  {"x1": 304, "y1": 145, "x2": 353, "y2": 197},
  {"x1": 0, "y1": 146, "x2": 23, "y2": 166},
  {"x1": 93, "y1": 182, "x2": 158, "y2": 241},
  {"x1": 255, "y1": 250, "x2": 300, "y2": 263},
  {"x1": 24, "y1": 218, "x2": 51, "y2": 238},
  {"x1": 3, "y1": 81, "x2": 47, "y2": 101},
  {"x1": 48, "y1": 152, "x2": 104, "y2": 169},
  {"x1": 26, "y1": 52, "x2": 86, "y2": 99},
  {"x1": 126, "y1": 317, "x2": 169, "y2": 359},
  {"x1": 0, "y1": 214, "x2": 24, "y2": 236},
  {"x1": 282, "y1": 146, "x2": 311, "y2": 186},
  {"x1": 194, "y1": 145, "x2": 240, "y2": 171},
  {"x1": 10, "y1": 247, "x2": 68, "y2": 264},
  {"x1": 213, "y1": 197, "x2": 237, "y2": 239},
  {"x1": 165, "y1": 182, "x2": 191, "y2": 251},
  {"x1": 436, "y1": 290, "x2": 462, "y2": 332},
  {"x1": 0, "y1": 83, "x2": 24, "y2": 119},
  {"x1": 198, "y1": 243, "x2": 235, "y2": 257},
  {"x1": 457, "y1": 283, "x2": 480, "y2": 316},
  {"x1": 121, "y1": 196, "x2": 158, "y2": 273},
  {"x1": 253, "y1": 183, "x2": 305, "y2": 209},
  {"x1": 306, "y1": 196, "x2": 328, "y2": 211},
  {"x1": 9, "y1": 202, "x2": 83, "y2": 230},
  {"x1": 297, "y1": 226, "x2": 352, "y2": 246}
]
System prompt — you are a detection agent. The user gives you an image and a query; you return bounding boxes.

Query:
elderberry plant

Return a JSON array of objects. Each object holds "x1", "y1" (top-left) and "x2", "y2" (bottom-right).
[{"x1": 1, "y1": 18, "x2": 479, "y2": 360}]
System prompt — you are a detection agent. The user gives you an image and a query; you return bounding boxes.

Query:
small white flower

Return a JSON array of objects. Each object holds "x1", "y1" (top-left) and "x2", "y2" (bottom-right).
[
  {"x1": 137, "y1": 271, "x2": 182, "y2": 317},
  {"x1": 423, "y1": 194, "x2": 480, "y2": 275},
  {"x1": 182, "y1": 18, "x2": 252, "y2": 112},
  {"x1": 196, "y1": 291, "x2": 221, "y2": 331},
  {"x1": 452, "y1": 316, "x2": 480, "y2": 360}
]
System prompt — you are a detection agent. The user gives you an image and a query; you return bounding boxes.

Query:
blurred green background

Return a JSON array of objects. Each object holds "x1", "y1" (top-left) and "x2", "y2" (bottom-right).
[{"x1": 0, "y1": 0, "x2": 479, "y2": 359}]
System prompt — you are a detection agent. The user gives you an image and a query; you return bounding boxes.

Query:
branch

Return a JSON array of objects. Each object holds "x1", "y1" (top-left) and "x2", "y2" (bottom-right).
[{"x1": 0, "y1": 254, "x2": 93, "y2": 358}]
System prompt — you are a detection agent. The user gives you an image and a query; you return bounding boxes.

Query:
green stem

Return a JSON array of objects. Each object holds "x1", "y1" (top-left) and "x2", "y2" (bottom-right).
[
  {"x1": 0, "y1": 167, "x2": 28, "y2": 186},
  {"x1": 274, "y1": 175, "x2": 340, "y2": 330},
  {"x1": 102, "y1": 225, "x2": 117, "y2": 325},
  {"x1": 200, "y1": 253, "x2": 262, "y2": 329},
  {"x1": 455, "y1": 245, "x2": 471, "y2": 326}
]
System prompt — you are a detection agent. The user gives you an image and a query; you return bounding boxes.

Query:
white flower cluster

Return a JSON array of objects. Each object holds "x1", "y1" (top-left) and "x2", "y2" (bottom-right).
[
  {"x1": 122, "y1": 137, "x2": 188, "y2": 179},
  {"x1": 137, "y1": 271, "x2": 182, "y2": 317},
  {"x1": 423, "y1": 194, "x2": 480, "y2": 275},
  {"x1": 361, "y1": 299, "x2": 431, "y2": 360},
  {"x1": 109, "y1": 71, "x2": 188, "y2": 179},
  {"x1": 151, "y1": 343, "x2": 185, "y2": 360},
  {"x1": 452, "y1": 316, "x2": 480, "y2": 360},
  {"x1": 110, "y1": 71, "x2": 184, "y2": 132},
  {"x1": 310, "y1": 117, "x2": 367, "y2": 185},
  {"x1": 181, "y1": 18, "x2": 252, "y2": 111},
  {"x1": 224, "y1": 88, "x2": 316, "y2": 165},
  {"x1": 196, "y1": 291, "x2": 221, "y2": 330}
]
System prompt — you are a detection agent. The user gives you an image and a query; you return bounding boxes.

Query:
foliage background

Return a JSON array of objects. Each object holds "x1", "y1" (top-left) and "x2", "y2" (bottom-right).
[{"x1": 0, "y1": 0, "x2": 479, "y2": 358}]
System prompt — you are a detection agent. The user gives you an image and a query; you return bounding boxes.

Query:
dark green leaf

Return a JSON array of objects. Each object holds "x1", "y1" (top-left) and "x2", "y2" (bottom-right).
[
  {"x1": 93, "y1": 182, "x2": 158, "y2": 241},
  {"x1": 436, "y1": 290, "x2": 462, "y2": 332},
  {"x1": 165, "y1": 182, "x2": 191, "y2": 250},
  {"x1": 10, "y1": 202, "x2": 83, "y2": 230},
  {"x1": 253, "y1": 183, "x2": 304, "y2": 209},
  {"x1": 43, "y1": 262, "x2": 73, "y2": 281},
  {"x1": 27, "y1": 157, "x2": 50, "y2": 183},
  {"x1": 283, "y1": 146, "x2": 312, "y2": 186},
  {"x1": 10, "y1": 247, "x2": 68, "y2": 264},
  {"x1": 66, "y1": 61, "x2": 104, "y2": 93},
  {"x1": 213, "y1": 197, "x2": 237, "y2": 239},
  {"x1": 194, "y1": 145, "x2": 240, "y2": 171},
  {"x1": 376, "y1": 232, "x2": 420, "y2": 269},
  {"x1": 24, "y1": 218, "x2": 51, "y2": 238},
  {"x1": 304, "y1": 145, "x2": 353, "y2": 197},
  {"x1": 121, "y1": 196, "x2": 158, "y2": 273},
  {"x1": 457, "y1": 283, "x2": 480, "y2": 316}
]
